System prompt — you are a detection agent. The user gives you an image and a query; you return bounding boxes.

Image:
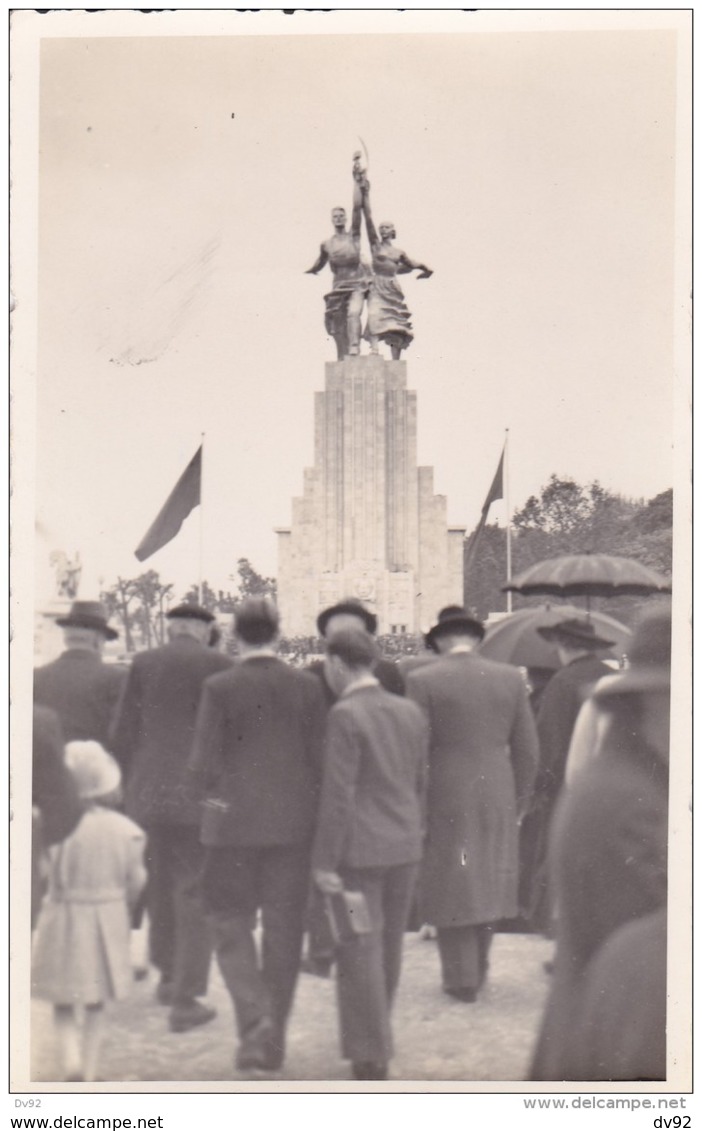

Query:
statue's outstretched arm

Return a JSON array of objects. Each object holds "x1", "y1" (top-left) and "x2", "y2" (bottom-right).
[
  {"x1": 396, "y1": 249, "x2": 433, "y2": 279},
  {"x1": 305, "y1": 244, "x2": 329, "y2": 275}
]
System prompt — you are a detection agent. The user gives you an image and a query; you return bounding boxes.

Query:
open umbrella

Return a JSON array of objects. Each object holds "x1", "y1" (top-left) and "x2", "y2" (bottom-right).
[
  {"x1": 502, "y1": 553, "x2": 671, "y2": 610},
  {"x1": 479, "y1": 604, "x2": 631, "y2": 670}
]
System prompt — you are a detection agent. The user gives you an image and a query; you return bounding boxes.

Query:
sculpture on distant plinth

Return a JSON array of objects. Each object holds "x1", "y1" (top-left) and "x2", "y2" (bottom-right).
[
  {"x1": 50, "y1": 551, "x2": 82, "y2": 599},
  {"x1": 360, "y1": 170, "x2": 433, "y2": 360},
  {"x1": 306, "y1": 152, "x2": 432, "y2": 360},
  {"x1": 305, "y1": 155, "x2": 372, "y2": 360}
]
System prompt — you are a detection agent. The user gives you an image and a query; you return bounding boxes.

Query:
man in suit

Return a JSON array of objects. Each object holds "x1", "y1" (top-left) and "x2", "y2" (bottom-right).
[
  {"x1": 312, "y1": 628, "x2": 428, "y2": 1082},
  {"x1": 34, "y1": 600, "x2": 126, "y2": 750},
  {"x1": 406, "y1": 608, "x2": 538, "y2": 1001},
  {"x1": 309, "y1": 599, "x2": 405, "y2": 703},
  {"x1": 190, "y1": 598, "x2": 326, "y2": 1076},
  {"x1": 523, "y1": 617, "x2": 616, "y2": 931},
  {"x1": 111, "y1": 603, "x2": 233, "y2": 1033}
]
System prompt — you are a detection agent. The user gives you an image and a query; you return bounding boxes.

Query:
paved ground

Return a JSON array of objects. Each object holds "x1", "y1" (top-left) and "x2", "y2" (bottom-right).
[{"x1": 31, "y1": 929, "x2": 553, "y2": 1087}]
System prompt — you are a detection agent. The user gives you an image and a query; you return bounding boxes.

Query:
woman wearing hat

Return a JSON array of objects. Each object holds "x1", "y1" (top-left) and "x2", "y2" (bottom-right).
[
  {"x1": 32, "y1": 742, "x2": 147, "y2": 1082},
  {"x1": 530, "y1": 608, "x2": 671, "y2": 1080}
]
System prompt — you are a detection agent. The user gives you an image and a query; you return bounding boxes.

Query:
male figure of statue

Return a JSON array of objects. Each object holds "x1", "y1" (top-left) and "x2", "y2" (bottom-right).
[{"x1": 305, "y1": 157, "x2": 371, "y2": 359}]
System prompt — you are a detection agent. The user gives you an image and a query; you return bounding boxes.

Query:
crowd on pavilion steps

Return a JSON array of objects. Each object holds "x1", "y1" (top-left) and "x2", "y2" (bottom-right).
[{"x1": 31, "y1": 594, "x2": 670, "y2": 1084}]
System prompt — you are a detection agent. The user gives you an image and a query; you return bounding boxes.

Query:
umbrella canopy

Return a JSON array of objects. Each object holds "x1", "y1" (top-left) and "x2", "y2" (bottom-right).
[
  {"x1": 479, "y1": 604, "x2": 632, "y2": 670},
  {"x1": 502, "y1": 554, "x2": 672, "y2": 599}
]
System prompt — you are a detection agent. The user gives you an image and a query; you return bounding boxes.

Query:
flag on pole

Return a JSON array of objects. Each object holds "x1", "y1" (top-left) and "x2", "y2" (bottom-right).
[
  {"x1": 134, "y1": 445, "x2": 202, "y2": 562},
  {"x1": 464, "y1": 445, "x2": 505, "y2": 574}
]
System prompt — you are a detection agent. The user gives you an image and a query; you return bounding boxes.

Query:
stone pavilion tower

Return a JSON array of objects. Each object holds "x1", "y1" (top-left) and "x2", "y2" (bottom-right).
[{"x1": 276, "y1": 354, "x2": 465, "y2": 636}]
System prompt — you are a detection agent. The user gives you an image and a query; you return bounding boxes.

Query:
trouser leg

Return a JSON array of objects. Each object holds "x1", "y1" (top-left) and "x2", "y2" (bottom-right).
[
  {"x1": 259, "y1": 845, "x2": 310, "y2": 1047},
  {"x1": 437, "y1": 924, "x2": 485, "y2": 992},
  {"x1": 337, "y1": 867, "x2": 393, "y2": 1065},
  {"x1": 144, "y1": 826, "x2": 175, "y2": 982},
  {"x1": 347, "y1": 289, "x2": 364, "y2": 354},
  {"x1": 381, "y1": 863, "x2": 419, "y2": 1007},
  {"x1": 169, "y1": 827, "x2": 213, "y2": 1004},
  {"x1": 211, "y1": 912, "x2": 270, "y2": 1038},
  {"x1": 477, "y1": 923, "x2": 494, "y2": 987},
  {"x1": 202, "y1": 846, "x2": 268, "y2": 1039}
]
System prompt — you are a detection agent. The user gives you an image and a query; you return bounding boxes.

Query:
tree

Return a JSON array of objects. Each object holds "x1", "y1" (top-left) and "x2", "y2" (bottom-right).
[
  {"x1": 464, "y1": 476, "x2": 673, "y2": 626},
  {"x1": 101, "y1": 576, "x2": 138, "y2": 652},
  {"x1": 232, "y1": 558, "x2": 277, "y2": 601}
]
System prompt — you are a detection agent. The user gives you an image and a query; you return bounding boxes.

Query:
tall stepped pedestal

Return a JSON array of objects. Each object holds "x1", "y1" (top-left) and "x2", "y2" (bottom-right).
[{"x1": 276, "y1": 355, "x2": 464, "y2": 636}]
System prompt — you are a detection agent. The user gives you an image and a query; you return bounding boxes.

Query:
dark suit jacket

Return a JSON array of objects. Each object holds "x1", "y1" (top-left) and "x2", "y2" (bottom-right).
[
  {"x1": 312, "y1": 683, "x2": 428, "y2": 872},
  {"x1": 110, "y1": 635, "x2": 233, "y2": 826},
  {"x1": 34, "y1": 649, "x2": 127, "y2": 751},
  {"x1": 190, "y1": 655, "x2": 326, "y2": 847},
  {"x1": 407, "y1": 651, "x2": 539, "y2": 926}
]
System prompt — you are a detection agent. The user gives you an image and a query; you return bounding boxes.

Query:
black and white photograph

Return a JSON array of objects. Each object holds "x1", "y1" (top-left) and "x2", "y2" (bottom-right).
[{"x1": 10, "y1": 8, "x2": 691, "y2": 1101}]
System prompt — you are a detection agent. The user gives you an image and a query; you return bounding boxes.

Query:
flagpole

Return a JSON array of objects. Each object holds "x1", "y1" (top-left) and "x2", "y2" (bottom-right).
[
  {"x1": 199, "y1": 432, "x2": 205, "y2": 604},
  {"x1": 505, "y1": 428, "x2": 512, "y2": 614}
]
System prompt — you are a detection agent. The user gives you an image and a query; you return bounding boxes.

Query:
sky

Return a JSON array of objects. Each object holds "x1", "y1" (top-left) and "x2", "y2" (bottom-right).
[{"x1": 20, "y1": 10, "x2": 688, "y2": 604}]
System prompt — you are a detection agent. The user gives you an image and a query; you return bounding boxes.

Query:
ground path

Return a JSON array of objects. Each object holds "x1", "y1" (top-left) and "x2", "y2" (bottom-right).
[{"x1": 31, "y1": 931, "x2": 553, "y2": 1087}]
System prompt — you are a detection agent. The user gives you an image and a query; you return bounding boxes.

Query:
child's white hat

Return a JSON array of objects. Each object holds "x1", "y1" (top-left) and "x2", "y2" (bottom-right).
[{"x1": 65, "y1": 740, "x2": 121, "y2": 799}]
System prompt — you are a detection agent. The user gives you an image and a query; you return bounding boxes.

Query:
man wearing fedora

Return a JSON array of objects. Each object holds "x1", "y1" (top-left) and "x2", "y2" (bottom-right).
[
  {"x1": 523, "y1": 616, "x2": 616, "y2": 932},
  {"x1": 34, "y1": 600, "x2": 127, "y2": 751},
  {"x1": 110, "y1": 602, "x2": 233, "y2": 1034},
  {"x1": 406, "y1": 607, "x2": 538, "y2": 1002},
  {"x1": 310, "y1": 600, "x2": 405, "y2": 703}
]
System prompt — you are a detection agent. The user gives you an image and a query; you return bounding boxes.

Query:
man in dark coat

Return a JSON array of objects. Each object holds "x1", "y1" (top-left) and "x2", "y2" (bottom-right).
[
  {"x1": 407, "y1": 608, "x2": 538, "y2": 1001},
  {"x1": 530, "y1": 609, "x2": 670, "y2": 1080},
  {"x1": 309, "y1": 600, "x2": 405, "y2": 704},
  {"x1": 189, "y1": 598, "x2": 326, "y2": 1076},
  {"x1": 111, "y1": 603, "x2": 233, "y2": 1033},
  {"x1": 32, "y1": 704, "x2": 82, "y2": 927},
  {"x1": 312, "y1": 628, "x2": 428, "y2": 1081},
  {"x1": 522, "y1": 617, "x2": 616, "y2": 931},
  {"x1": 34, "y1": 601, "x2": 126, "y2": 750}
]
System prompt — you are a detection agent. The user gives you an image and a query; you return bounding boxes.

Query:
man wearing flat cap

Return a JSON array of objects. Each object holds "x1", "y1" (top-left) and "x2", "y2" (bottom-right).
[
  {"x1": 406, "y1": 607, "x2": 538, "y2": 1002},
  {"x1": 524, "y1": 617, "x2": 615, "y2": 932},
  {"x1": 111, "y1": 602, "x2": 233, "y2": 1033},
  {"x1": 34, "y1": 600, "x2": 127, "y2": 751}
]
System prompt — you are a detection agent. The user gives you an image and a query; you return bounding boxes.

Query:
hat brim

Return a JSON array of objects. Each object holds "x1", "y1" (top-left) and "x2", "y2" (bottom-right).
[
  {"x1": 79, "y1": 760, "x2": 122, "y2": 799},
  {"x1": 317, "y1": 604, "x2": 378, "y2": 636},
  {"x1": 56, "y1": 617, "x2": 119, "y2": 641},
  {"x1": 425, "y1": 617, "x2": 485, "y2": 649}
]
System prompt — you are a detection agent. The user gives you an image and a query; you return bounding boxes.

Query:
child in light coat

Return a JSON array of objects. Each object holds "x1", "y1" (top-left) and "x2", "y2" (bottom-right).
[{"x1": 32, "y1": 741, "x2": 146, "y2": 1082}]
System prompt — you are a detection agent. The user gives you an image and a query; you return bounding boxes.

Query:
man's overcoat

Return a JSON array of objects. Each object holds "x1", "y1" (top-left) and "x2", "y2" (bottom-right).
[
  {"x1": 407, "y1": 652, "x2": 538, "y2": 927},
  {"x1": 34, "y1": 650, "x2": 127, "y2": 750}
]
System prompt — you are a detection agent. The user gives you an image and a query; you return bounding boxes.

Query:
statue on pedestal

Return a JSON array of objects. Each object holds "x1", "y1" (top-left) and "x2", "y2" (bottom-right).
[
  {"x1": 359, "y1": 165, "x2": 433, "y2": 361},
  {"x1": 305, "y1": 156, "x2": 372, "y2": 360},
  {"x1": 50, "y1": 551, "x2": 82, "y2": 600},
  {"x1": 306, "y1": 153, "x2": 433, "y2": 360}
]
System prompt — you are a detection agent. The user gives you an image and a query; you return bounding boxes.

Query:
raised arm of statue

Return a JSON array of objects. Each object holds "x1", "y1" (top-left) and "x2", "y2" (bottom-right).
[
  {"x1": 361, "y1": 182, "x2": 379, "y2": 249},
  {"x1": 350, "y1": 175, "x2": 363, "y2": 239}
]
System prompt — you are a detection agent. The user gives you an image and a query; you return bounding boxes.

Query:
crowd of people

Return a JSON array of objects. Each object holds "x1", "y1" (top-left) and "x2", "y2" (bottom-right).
[{"x1": 30, "y1": 593, "x2": 672, "y2": 1084}]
